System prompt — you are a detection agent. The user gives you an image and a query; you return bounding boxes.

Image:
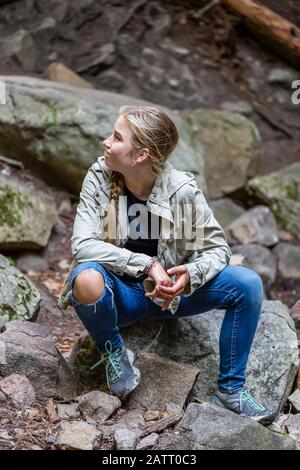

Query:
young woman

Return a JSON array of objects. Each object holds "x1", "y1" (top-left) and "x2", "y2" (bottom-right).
[{"x1": 59, "y1": 105, "x2": 275, "y2": 424}]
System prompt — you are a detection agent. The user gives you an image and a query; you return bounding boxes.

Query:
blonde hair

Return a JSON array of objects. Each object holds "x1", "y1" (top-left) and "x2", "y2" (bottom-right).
[{"x1": 109, "y1": 105, "x2": 179, "y2": 200}]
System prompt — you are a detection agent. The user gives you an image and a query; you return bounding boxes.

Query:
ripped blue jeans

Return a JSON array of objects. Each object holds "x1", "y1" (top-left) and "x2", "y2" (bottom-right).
[{"x1": 67, "y1": 262, "x2": 263, "y2": 393}]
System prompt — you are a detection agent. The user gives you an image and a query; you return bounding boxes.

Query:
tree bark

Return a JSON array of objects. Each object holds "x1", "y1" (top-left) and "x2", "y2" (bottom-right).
[{"x1": 223, "y1": 0, "x2": 300, "y2": 69}]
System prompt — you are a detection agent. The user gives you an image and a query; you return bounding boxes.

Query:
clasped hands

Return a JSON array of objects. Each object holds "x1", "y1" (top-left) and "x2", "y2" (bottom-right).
[{"x1": 145, "y1": 261, "x2": 190, "y2": 311}]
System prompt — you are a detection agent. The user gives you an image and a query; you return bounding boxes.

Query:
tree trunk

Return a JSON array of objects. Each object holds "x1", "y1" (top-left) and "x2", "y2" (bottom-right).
[{"x1": 223, "y1": 0, "x2": 300, "y2": 70}]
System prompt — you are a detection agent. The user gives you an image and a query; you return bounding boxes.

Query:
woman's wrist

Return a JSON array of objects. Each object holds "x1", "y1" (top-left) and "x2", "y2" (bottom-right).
[{"x1": 144, "y1": 256, "x2": 160, "y2": 275}]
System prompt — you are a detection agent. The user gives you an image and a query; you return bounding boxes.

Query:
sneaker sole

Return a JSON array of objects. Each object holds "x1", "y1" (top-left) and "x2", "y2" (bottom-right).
[{"x1": 211, "y1": 395, "x2": 275, "y2": 425}]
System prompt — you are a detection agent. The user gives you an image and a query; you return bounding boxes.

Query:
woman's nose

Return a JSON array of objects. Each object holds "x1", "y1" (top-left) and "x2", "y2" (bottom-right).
[{"x1": 103, "y1": 135, "x2": 112, "y2": 148}]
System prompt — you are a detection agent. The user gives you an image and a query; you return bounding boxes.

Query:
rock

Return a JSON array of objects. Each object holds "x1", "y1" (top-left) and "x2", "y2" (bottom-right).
[
  {"x1": 1, "y1": 30, "x2": 37, "y2": 71},
  {"x1": 160, "y1": 38, "x2": 190, "y2": 58},
  {"x1": 56, "y1": 403, "x2": 80, "y2": 420},
  {"x1": 114, "y1": 409, "x2": 145, "y2": 450},
  {"x1": 0, "y1": 76, "x2": 206, "y2": 194},
  {"x1": 226, "y1": 206, "x2": 279, "y2": 246},
  {"x1": 77, "y1": 43, "x2": 116, "y2": 74},
  {"x1": 127, "y1": 352, "x2": 199, "y2": 411},
  {"x1": 0, "y1": 255, "x2": 41, "y2": 326},
  {"x1": 221, "y1": 101, "x2": 253, "y2": 116},
  {"x1": 16, "y1": 253, "x2": 49, "y2": 273},
  {"x1": 272, "y1": 243, "x2": 300, "y2": 281},
  {"x1": 290, "y1": 300, "x2": 300, "y2": 330},
  {"x1": 44, "y1": 62, "x2": 94, "y2": 89},
  {"x1": 173, "y1": 402, "x2": 300, "y2": 450},
  {"x1": 144, "y1": 410, "x2": 160, "y2": 421},
  {"x1": 208, "y1": 198, "x2": 246, "y2": 229},
  {"x1": 56, "y1": 421, "x2": 100, "y2": 450},
  {"x1": 285, "y1": 414, "x2": 300, "y2": 442},
  {"x1": 288, "y1": 389, "x2": 300, "y2": 413},
  {"x1": 180, "y1": 109, "x2": 261, "y2": 198},
  {"x1": 231, "y1": 244, "x2": 277, "y2": 286},
  {"x1": 96, "y1": 70, "x2": 125, "y2": 90},
  {"x1": 136, "y1": 433, "x2": 159, "y2": 450},
  {"x1": 117, "y1": 34, "x2": 140, "y2": 70},
  {"x1": 246, "y1": 162, "x2": 300, "y2": 238},
  {"x1": 268, "y1": 67, "x2": 300, "y2": 88},
  {"x1": 0, "y1": 373, "x2": 35, "y2": 408},
  {"x1": 144, "y1": 2, "x2": 171, "y2": 37},
  {"x1": 30, "y1": 17, "x2": 57, "y2": 42},
  {"x1": 0, "y1": 177, "x2": 58, "y2": 250},
  {"x1": 77, "y1": 390, "x2": 121, "y2": 423},
  {"x1": 0, "y1": 321, "x2": 82, "y2": 400},
  {"x1": 71, "y1": 300, "x2": 298, "y2": 415}
]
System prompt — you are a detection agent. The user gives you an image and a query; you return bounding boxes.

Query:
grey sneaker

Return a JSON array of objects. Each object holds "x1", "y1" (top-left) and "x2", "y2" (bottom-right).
[
  {"x1": 211, "y1": 388, "x2": 276, "y2": 425},
  {"x1": 90, "y1": 340, "x2": 140, "y2": 400}
]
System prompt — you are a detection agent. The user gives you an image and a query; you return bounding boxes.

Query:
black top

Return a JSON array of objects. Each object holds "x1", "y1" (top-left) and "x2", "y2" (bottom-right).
[{"x1": 121, "y1": 186, "x2": 161, "y2": 282}]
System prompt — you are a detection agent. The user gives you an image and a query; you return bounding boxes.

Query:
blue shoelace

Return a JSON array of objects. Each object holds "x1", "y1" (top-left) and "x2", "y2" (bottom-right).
[
  {"x1": 90, "y1": 340, "x2": 123, "y2": 386},
  {"x1": 240, "y1": 389, "x2": 266, "y2": 411}
]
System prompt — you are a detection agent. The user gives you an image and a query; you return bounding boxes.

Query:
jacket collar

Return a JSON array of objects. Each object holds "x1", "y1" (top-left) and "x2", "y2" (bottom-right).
[{"x1": 96, "y1": 156, "x2": 195, "y2": 224}]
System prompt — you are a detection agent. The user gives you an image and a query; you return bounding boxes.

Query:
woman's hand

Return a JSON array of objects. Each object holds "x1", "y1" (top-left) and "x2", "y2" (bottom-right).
[
  {"x1": 145, "y1": 263, "x2": 190, "y2": 311},
  {"x1": 156, "y1": 265, "x2": 190, "y2": 310},
  {"x1": 145, "y1": 262, "x2": 175, "y2": 309}
]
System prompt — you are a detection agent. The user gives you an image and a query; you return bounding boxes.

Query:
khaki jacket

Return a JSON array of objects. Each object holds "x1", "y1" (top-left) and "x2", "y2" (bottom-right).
[{"x1": 58, "y1": 156, "x2": 232, "y2": 315}]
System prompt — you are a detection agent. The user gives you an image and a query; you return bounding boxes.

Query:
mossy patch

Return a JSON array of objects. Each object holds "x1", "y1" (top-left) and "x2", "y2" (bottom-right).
[
  {"x1": 44, "y1": 102, "x2": 58, "y2": 128},
  {"x1": 269, "y1": 199, "x2": 291, "y2": 230},
  {"x1": 0, "y1": 185, "x2": 26, "y2": 227},
  {"x1": 284, "y1": 179, "x2": 298, "y2": 201}
]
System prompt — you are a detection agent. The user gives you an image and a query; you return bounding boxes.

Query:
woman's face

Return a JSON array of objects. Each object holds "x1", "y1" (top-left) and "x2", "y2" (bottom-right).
[{"x1": 102, "y1": 115, "x2": 138, "y2": 173}]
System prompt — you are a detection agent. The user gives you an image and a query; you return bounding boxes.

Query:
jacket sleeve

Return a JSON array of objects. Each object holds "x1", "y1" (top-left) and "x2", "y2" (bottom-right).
[
  {"x1": 71, "y1": 166, "x2": 153, "y2": 277},
  {"x1": 181, "y1": 185, "x2": 232, "y2": 296}
]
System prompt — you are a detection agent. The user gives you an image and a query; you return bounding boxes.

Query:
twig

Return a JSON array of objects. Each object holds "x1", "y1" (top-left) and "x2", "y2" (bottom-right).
[
  {"x1": 0, "y1": 155, "x2": 24, "y2": 168},
  {"x1": 192, "y1": 0, "x2": 221, "y2": 19}
]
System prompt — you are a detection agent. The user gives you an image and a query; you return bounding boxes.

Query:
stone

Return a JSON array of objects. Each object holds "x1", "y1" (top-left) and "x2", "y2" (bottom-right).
[
  {"x1": 1, "y1": 30, "x2": 37, "y2": 71},
  {"x1": 16, "y1": 253, "x2": 49, "y2": 273},
  {"x1": 231, "y1": 244, "x2": 277, "y2": 286},
  {"x1": 77, "y1": 43, "x2": 116, "y2": 75},
  {"x1": 221, "y1": 101, "x2": 253, "y2": 116},
  {"x1": 136, "y1": 433, "x2": 159, "y2": 450},
  {"x1": 246, "y1": 162, "x2": 300, "y2": 238},
  {"x1": 113, "y1": 410, "x2": 145, "y2": 450},
  {"x1": 0, "y1": 255, "x2": 41, "y2": 326},
  {"x1": 226, "y1": 206, "x2": 279, "y2": 246},
  {"x1": 44, "y1": 62, "x2": 94, "y2": 89},
  {"x1": 268, "y1": 67, "x2": 300, "y2": 88},
  {"x1": 127, "y1": 352, "x2": 199, "y2": 411},
  {"x1": 71, "y1": 300, "x2": 299, "y2": 415},
  {"x1": 96, "y1": 70, "x2": 124, "y2": 90},
  {"x1": 0, "y1": 321, "x2": 82, "y2": 400},
  {"x1": 208, "y1": 198, "x2": 246, "y2": 229},
  {"x1": 56, "y1": 421, "x2": 100, "y2": 450},
  {"x1": 180, "y1": 109, "x2": 261, "y2": 198},
  {"x1": 0, "y1": 76, "x2": 206, "y2": 194},
  {"x1": 144, "y1": 410, "x2": 160, "y2": 421},
  {"x1": 56, "y1": 403, "x2": 80, "y2": 419},
  {"x1": 272, "y1": 243, "x2": 300, "y2": 281},
  {"x1": 285, "y1": 414, "x2": 300, "y2": 442},
  {"x1": 77, "y1": 390, "x2": 121, "y2": 423},
  {"x1": 288, "y1": 389, "x2": 300, "y2": 412},
  {"x1": 173, "y1": 402, "x2": 300, "y2": 450},
  {"x1": 0, "y1": 373, "x2": 35, "y2": 408},
  {"x1": 0, "y1": 177, "x2": 58, "y2": 250},
  {"x1": 290, "y1": 300, "x2": 300, "y2": 330}
]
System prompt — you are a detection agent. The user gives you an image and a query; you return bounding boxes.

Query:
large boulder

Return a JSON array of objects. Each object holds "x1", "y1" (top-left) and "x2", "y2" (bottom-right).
[
  {"x1": 0, "y1": 321, "x2": 82, "y2": 400},
  {"x1": 0, "y1": 176, "x2": 57, "y2": 250},
  {"x1": 0, "y1": 255, "x2": 41, "y2": 326},
  {"x1": 180, "y1": 109, "x2": 261, "y2": 198},
  {"x1": 69, "y1": 300, "x2": 298, "y2": 414},
  {"x1": 246, "y1": 162, "x2": 300, "y2": 239},
  {"x1": 0, "y1": 76, "x2": 206, "y2": 194},
  {"x1": 159, "y1": 402, "x2": 300, "y2": 450}
]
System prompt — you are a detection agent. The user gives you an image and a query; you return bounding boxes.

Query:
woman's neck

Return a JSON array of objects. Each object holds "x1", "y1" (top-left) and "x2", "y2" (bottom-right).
[{"x1": 124, "y1": 172, "x2": 156, "y2": 201}]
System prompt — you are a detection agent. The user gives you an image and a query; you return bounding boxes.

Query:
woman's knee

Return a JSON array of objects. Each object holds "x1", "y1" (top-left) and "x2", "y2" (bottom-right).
[
  {"x1": 73, "y1": 269, "x2": 105, "y2": 304},
  {"x1": 237, "y1": 268, "x2": 264, "y2": 302}
]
